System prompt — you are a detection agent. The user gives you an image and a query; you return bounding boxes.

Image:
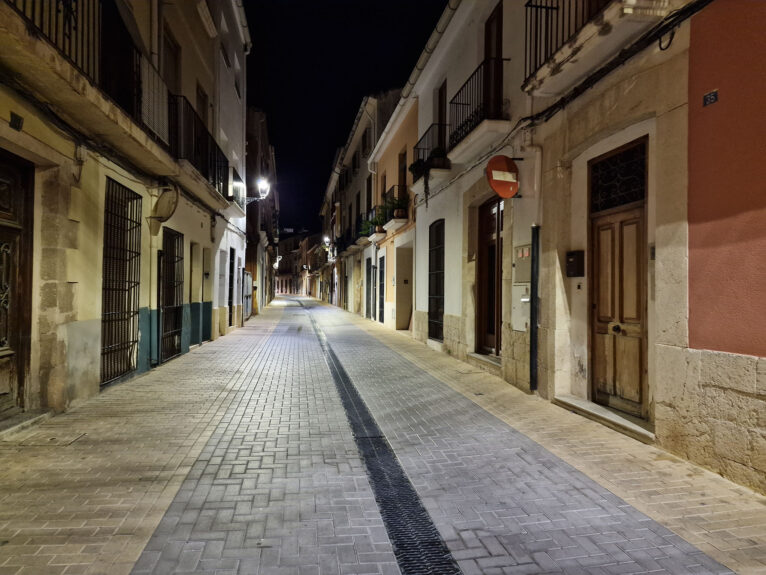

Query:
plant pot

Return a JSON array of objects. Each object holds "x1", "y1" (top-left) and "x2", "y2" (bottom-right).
[
  {"x1": 375, "y1": 225, "x2": 385, "y2": 233},
  {"x1": 393, "y1": 208, "x2": 406, "y2": 219}
]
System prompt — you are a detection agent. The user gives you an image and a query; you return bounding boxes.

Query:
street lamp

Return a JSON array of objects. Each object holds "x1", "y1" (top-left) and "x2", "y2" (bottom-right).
[
  {"x1": 257, "y1": 177, "x2": 270, "y2": 198},
  {"x1": 246, "y1": 177, "x2": 271, "y2": 206}
]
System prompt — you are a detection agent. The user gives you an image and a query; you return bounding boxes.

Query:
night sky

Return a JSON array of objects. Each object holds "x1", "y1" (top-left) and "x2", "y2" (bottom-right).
[{"x1": 245, "y1": 0, "x2": 447, "y2": 233}]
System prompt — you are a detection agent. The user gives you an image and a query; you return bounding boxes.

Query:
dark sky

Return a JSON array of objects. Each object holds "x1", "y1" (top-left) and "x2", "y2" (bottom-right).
[{"x1": 245, "y1": 0, "x2": 447, "y2": 233}]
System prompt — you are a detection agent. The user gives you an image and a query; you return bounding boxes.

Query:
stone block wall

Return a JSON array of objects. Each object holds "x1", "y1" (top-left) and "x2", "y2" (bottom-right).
[{"x1": 655, "y1": 345, "x2": 766, "y2": 493}]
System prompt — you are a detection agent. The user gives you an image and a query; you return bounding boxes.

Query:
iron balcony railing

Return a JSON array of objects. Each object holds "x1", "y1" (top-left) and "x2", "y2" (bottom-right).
[
  {"x1": 5, "y1": 0, "x2": 170, "y2": 147},
  {"x1": 4, "y1": 0, "x2": 234, "y2": 200},
  {"x1": 524, "y1": 0, "x2": 612, "y2": 83},
  {"x1": 170, "y1": 95, "x2": 229, "y2": 198},
  {"x1": 449, "y1": 58, "x2": 507, "y2": 150},
  {"x1": 383, "y1": 185, "x2": 409, "y2": 223},
  {"x1": 413, "y1": 123, "x2": 451, "y2": 181}
]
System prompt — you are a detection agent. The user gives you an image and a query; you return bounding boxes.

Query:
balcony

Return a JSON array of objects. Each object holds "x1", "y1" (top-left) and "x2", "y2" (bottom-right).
[
  {"x1": 411, "y1": 123, "x2": 452, "y2": 196},
  {"x1": 0, "y1": 0, "x2": 174, "y2": 172},
  {"x1": 523, "y1": 0, "x2": 671, "y2": 96},
  {"x1": 366, "y1": 206, "x2": 387, "y2": 244},
  {"x1": 355, "y1": 214, "x2": 370, "y2": 247},
  {"x1": 169, "y1": 95, "x2": 229, "y2": 200},
  {"x1": 382, "y1": 186, "x2": 409, "y2": 234},
  {"x1": 0, "y1": 0, "x2": 233, "y2": 210},
  {"x1": 448, "y1": 58, "x2": 512, "y2": 163}
]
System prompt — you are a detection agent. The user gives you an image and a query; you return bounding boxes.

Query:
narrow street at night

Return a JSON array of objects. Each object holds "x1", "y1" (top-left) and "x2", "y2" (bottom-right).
[{"x1": 0, "y1": 299, "x2": 763, "y2": 575}]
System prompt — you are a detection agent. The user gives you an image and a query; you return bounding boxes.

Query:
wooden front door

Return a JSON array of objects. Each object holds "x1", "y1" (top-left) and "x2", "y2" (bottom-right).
[
  {"x1": 477, "y1": 197, "x2": 503, "y2": 355},
  {"x1": 592, "y1": 208, "x2": 646, "y2": 416},
  {"x1": 0, "y1": 150, "x2": 32, "y2": 418},
  {"x1": 589, "y1": 138, "x2": 648, "y2": 417}
]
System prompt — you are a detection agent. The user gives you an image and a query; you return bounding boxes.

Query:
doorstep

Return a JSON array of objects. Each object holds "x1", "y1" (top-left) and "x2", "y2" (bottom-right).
[
  {"x1": 0, "y1": 410, "x2": 51, "y2": 440},
  {"x1": 466, "y1": 352, "x2": 502, "y2": 378},
  {"x1": 553, "y1": 393, "x2": 656, "y2": 445}
]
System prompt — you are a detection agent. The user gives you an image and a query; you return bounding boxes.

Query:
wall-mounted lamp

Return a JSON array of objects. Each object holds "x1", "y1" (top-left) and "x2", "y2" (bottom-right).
[{"x1": 246, "y1": 177, "x2": 271, "y2": 205}]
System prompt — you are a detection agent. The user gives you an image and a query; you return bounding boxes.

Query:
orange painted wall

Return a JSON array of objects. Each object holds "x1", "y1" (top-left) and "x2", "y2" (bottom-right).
[{"x1": 688, "y1": 0, "x2": 766, "y2": 356}]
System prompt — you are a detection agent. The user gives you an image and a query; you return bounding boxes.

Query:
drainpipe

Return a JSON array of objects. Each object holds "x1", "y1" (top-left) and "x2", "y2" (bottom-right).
[
  {"x1": 525, "y1": 144, "x2": 542, "y2": 392},
  {"x1": 530, "y1": 224, "x2": 540, "y2": 392}
]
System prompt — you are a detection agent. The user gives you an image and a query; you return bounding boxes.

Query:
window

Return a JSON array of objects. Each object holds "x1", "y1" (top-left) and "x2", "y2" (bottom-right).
[
  {"x1": 162, "y1": 26, "x2": 180, "y2": 94},
  {"x1": 428, "y1": 219, "x2": 445, "y2": 341},
  {"x1": 590, "y1": 139, "x2": 647, "y2": 213},
  {"x1": 366, "y1": 175, "x2": 372, "y2": 213},
  {"x1": 220, "y1": 45, "x2": 231, "y2": 68},
  {"x1": 101, "y1": 178, "x2": 142, "y2": 383},
  {"x1": 196, "y1": 83, "x2": 208, "y2": 127},
  {"x1": 352, "y1": 151, "x2": 360, "y2": 174},
  {"x1": 362, "y1": 127, "x2": 372, "y2": 157}
]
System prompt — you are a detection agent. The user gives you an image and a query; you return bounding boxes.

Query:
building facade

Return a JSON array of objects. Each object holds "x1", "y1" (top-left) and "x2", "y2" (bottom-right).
[
  {"x1": 367, "y1": 99, "x2": 418, "y2": 332},
  {"x1": 245, "y1": 107, "x2": 279, "y2": 317},
  {"x1": 0, "y1": 0, "x2": 250, "y2": 421},
  {"x1": 317, "y1": 0, "x2": 766, "y2": 494},
  {"x1": 319, "y1": 93, "x2": 399, "y2": 319}
]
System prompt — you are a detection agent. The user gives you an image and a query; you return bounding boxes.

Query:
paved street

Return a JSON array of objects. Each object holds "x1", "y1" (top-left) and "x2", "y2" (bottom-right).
[{"x1": 1, "y1": 298, "x2": 765, "y2": 575}]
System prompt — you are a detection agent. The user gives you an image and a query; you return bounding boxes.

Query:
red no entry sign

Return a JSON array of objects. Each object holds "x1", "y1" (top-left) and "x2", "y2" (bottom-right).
[{"x1": 486, "y1": 156, "x2": 520, "y2": 198}]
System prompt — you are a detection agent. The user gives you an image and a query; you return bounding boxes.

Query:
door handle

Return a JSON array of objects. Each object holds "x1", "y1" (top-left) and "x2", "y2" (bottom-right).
[{"x1": 612, "y1": 324, "x2": 621, "y2": 333}]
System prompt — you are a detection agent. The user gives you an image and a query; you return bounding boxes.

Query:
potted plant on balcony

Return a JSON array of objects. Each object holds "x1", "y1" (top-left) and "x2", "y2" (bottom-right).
[
  {"x1": 360, "y1": 219, "x2": 373, "y2": 237},
  {"x1": 371, "y1": 211, "x2": 386, "y2": 234},
  {"x1": 386, "y1": 195, "x2": 409, "y2": 219}
]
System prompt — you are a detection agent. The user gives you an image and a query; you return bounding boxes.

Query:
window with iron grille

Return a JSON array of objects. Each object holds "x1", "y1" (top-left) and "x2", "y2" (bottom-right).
[
  {"x1": 590, "y1": 138, "x2": 647, "y2": 214},
  {"x1": 160, "y1": 227, "x2": 184, "y2": 362},
  {"x1": 101, "y1": 178, "x2": 142, "y2": 384},
  {"x1": 428, "y1": 219, "x2": 445, "y2": 341}
]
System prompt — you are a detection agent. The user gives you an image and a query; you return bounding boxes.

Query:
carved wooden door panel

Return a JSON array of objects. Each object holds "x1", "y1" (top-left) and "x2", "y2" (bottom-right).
[{"x1": 0, "y1": 150, "x2": 31, "y2": 417}]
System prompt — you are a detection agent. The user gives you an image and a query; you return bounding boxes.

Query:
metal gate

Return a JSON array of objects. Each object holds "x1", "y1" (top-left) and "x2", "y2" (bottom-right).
[
  {"x1": 100, "y1": 178, "x2": 142, "y2": 384},
  {"x1": 159, "y1": 227, "x2": 184, "y2": 362}
]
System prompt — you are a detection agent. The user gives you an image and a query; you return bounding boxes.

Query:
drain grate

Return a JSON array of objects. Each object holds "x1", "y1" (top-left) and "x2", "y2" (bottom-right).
[{"x1": 303, "y1": 304, "x2": 461, "y2": 575}]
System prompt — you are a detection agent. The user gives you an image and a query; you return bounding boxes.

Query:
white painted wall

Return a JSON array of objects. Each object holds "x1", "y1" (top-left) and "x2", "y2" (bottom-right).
[{"x1": 415, "y1": 186, "x2": 463, "y2": 317}]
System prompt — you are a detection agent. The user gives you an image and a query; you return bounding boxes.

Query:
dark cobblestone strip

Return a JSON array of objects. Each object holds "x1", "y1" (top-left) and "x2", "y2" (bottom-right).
[{"x1": 303, "y1": 304, "x2": 462, "y2": 575}]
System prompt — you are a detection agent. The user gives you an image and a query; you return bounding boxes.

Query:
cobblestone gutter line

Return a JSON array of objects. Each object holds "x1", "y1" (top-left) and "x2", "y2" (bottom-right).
[
  {"x1": 304, "y1": 303, "x2": 461, "y2": 575},
  {"x1": 0, "y1": 311, "x2": 282, "y2": 575},
  {"x1": 309, "y1": 301, "x2": 734, "y2": 575}
]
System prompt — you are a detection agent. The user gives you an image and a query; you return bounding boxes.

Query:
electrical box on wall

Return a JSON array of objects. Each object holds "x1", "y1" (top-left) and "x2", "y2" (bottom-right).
[
  {"x1": 511, "y1": 283, "x2": 531, "y2": 332},
  {"x1": 513, "y1": 244, "x2": 532, "y2": 283},
  {"x1": 566, "y1": 250, "x2": 585, "y2": 278}
]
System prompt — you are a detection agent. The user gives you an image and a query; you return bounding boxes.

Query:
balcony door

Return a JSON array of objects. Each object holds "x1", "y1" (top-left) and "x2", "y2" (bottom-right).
[
  {"x1": 484, "y1": 2, "x2": 503, "y2": 120},
  {"x1": 437, "y1": 80, "x2": 447, "y2": 149},
  {"x1": 477, "y1": 197, "x2": 503, "y2": 355}
]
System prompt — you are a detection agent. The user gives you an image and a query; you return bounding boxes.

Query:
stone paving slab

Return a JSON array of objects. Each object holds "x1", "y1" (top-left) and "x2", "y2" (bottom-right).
[
  {"x1": 313, "y1": 300, "x2": 766, "y2": 575},
  {"x1": 131, "y1": 302, "x2": 400, "y2": 575},
  {"x1": 0, "y1": 311, "x2": 284, "y2": 575},
  {"x1": 1, "y1": 297, "x2": 765, "y2": 575},
  {"x1": 309, "y1": 302, "x2": 735, "y2": 575}
]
